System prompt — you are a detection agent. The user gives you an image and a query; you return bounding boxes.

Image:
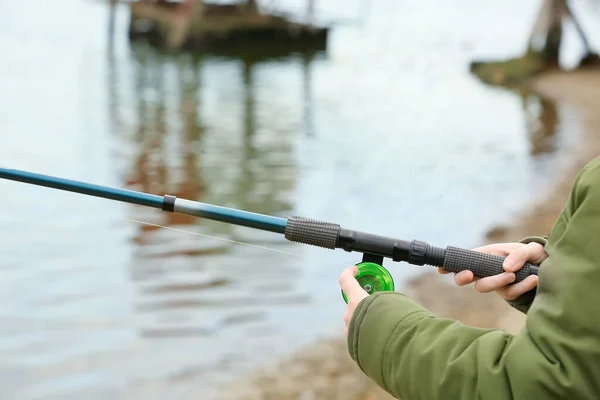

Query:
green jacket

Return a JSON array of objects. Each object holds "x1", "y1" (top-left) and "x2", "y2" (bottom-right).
[{"x1": 347, "y1": 156, "x2": 600, "y2": 399}]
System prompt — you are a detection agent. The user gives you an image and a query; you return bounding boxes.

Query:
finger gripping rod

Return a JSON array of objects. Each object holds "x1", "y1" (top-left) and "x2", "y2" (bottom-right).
[
  {"x1": 0, "y1": 168, "x2": 539, "y2": 282},
  {"x1": 285, "y1": 217, "x2": 539, "y2": 282}
]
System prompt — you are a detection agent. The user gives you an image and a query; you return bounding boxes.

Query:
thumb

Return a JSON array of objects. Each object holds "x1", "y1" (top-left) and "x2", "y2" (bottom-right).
[
  {"x1": 503, "y1": 242, "x2": 547, "y2": 272},
  {"x1": 339, "y1": 266, "x2": 367, "y2": 300}
]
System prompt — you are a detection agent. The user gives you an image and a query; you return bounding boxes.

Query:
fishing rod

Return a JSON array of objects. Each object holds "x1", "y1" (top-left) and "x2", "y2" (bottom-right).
[{"x1": 0, "y1": 167, "x2": 540, "y2": 302}]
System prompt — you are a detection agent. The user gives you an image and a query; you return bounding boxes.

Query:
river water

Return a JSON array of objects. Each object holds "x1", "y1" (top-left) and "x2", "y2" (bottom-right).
[{"x1": 0, "y1": 0, "x2": 598, "y2": 398}]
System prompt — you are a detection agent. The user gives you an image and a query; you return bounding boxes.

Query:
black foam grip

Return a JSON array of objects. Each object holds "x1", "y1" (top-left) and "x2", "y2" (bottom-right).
[
  {"x1": 285, "y1": 216, "x2": 341, "y2": 249},
  {"x1": 443, "y1": 246, "x2": 533, "y2": 283}
]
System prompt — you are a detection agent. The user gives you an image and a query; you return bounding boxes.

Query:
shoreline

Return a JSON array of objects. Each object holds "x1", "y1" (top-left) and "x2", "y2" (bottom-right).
[{"x1": 221, "y1": 69, "x2": 600, "y2": 400}]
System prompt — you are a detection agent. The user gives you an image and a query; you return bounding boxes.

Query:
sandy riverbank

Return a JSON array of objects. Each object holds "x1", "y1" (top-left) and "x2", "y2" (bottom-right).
[{"x1": 221, "y1": 69, "x2": 600, "y2": 400}]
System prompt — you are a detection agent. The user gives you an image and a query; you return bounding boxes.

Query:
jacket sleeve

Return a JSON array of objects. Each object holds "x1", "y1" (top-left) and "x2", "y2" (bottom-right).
[
  {"x1": 347, "y1": 156, "x2": 600, "y2": 400},
  {"x1": 347, "y1": 292, "x2": 516, "y2": 400},
  {"x1": 505, "y1": 235, "x2": 548, "y2": 314}
]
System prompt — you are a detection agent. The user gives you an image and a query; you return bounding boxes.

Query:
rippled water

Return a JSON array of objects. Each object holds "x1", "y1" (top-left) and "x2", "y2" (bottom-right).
[{"x1": 1, "y1": 0, "x2": 598, "y2": 398}]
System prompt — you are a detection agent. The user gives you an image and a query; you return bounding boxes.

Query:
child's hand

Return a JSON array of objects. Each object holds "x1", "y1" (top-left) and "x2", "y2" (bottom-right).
[
  {"x1": 339, "y1": 265, "x2": 369, "y2": 337},
  {"x1": 438, "y1": 242, "x2": 547, "y2": 300}
]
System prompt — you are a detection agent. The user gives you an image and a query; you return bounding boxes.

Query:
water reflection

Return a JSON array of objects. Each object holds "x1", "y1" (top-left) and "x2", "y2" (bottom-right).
[
  {"x1": 471, "y1": 76, "x2": 560, "y2": 156},
  {"x1": 107, "y1": 43, "x2": 321, "y2": 340},
  {"x1": 519, "y1": 90, "x2": 559, "y2": 155},
  {"x1": 108, "y1": 38, "x2": 564, "y2": 343},
  {"x1": 301, "y1": 53, "x2": 315, "y2": 137}
]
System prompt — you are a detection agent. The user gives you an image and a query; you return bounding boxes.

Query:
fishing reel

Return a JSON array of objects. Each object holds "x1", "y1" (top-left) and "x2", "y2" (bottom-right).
[
  {"x1": 341, "y1": 253, "x2": 394, "y2": 303},
  {"x1": 281, "y1": 217, "x2": 540, "y2": 304}
]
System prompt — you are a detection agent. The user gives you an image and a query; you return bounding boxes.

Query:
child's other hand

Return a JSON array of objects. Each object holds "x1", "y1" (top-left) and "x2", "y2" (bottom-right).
[
  {"x1": 339, "y1": 265, "x2": 369, "y2": 337},
  {"x1": 438, "y1": 242, "x2": 547, "y2": 301}
]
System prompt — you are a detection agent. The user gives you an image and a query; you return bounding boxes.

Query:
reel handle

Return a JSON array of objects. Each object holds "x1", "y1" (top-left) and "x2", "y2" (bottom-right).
[{"x1": 341, "y1": 260, "x2": 395, "y2": 304}]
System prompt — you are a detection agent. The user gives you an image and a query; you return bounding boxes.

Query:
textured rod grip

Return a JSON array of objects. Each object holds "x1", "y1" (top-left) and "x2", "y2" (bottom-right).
[
  {"x1": 285, "y1": 216, "x2": 341, "y2": 249},
  {"x1": 443, "y1": 246, "x2": 533, "y2": 283}
]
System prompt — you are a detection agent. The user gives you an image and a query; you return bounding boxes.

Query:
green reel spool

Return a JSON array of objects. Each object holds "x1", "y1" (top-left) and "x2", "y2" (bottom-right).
[{"x1": 342, "y1": 262, "x2": 395, "y2": 303}]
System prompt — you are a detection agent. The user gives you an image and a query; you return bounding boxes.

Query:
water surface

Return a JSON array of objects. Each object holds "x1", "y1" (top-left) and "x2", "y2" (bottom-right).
[{"x1": 1, "y1": 0, "x2": 599, "y2": 398}]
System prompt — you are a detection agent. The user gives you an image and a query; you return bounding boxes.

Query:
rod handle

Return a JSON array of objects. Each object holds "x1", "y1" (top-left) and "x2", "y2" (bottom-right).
[
  {"x1": 441, "y1": 246, "x2": 539, "y2": 283},
  {"x1": 284, "y1": 216, "x2": 341, "y2": 249}
]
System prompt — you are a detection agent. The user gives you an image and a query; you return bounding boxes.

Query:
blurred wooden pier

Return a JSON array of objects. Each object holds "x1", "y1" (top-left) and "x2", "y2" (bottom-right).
[{"x1": 108, "y1": 0, "x2": 328, "y2": 54}]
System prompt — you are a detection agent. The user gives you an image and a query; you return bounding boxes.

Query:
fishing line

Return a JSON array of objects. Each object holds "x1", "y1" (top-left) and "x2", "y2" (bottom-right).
[
  {"x1": 121, "y1": 217, "x2": 347, "y2": 268},
  {"x1": 0, "y1": 167, "x2": 542, "y2": 303}
]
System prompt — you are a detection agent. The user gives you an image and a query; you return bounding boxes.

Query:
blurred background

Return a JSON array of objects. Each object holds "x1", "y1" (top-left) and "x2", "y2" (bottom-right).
[{"x1": 0, "y1": 0, "x2": 599, "y2": 399}]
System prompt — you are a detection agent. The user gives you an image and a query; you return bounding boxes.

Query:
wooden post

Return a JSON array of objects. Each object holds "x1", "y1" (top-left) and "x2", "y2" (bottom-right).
[
  {"x1": 525, "y1": 0, "x2": 567, "y2": 66},
  {"x1": 564, "y1": 1, "x2": 593, "y2": 54},
  {"x1": 167, "y1": 0, "x2": 203, "y2": 50},
  {"x1": 306, "y1": 0, "x2": 315, "y2": 25},
  {"x1": 108, "y1": 0, "x2": 117, "y2": 47},
  {"x1": 129, "y1": 0, "x2": 204, "y2": 50},
  {"x1": 246, "y1": 0, "x2": 258, "y2": 13}
]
